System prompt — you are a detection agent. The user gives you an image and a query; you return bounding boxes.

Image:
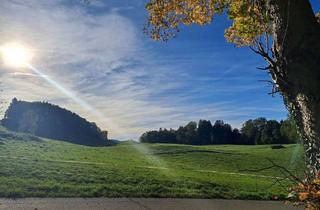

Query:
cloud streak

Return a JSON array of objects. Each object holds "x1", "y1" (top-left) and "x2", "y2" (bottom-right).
[{"x1": 0, "y1": 0, "x2": 287, "y2": 140}]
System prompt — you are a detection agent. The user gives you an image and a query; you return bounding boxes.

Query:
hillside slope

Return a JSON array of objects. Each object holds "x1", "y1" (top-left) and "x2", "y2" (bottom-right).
[
  {"x1": 1, "y1": 98, "x2": 109, "y2": 146},
  {"x1": 0, "y1": 132, "x2": 306, "y2": 199}
]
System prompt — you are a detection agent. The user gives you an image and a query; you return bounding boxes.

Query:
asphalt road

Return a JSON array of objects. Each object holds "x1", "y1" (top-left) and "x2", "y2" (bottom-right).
[{"x1": 0, "y1": 198, "x2": 303, "y2": 210}]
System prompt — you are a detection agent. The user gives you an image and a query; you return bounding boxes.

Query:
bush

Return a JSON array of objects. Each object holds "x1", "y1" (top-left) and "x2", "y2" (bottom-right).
[
  {"x1": 271, "y1": 145, "x2": 285, "y2": 149},
  {"x1": 289, "y1": 173, "x2": 320, "y2": 210}
]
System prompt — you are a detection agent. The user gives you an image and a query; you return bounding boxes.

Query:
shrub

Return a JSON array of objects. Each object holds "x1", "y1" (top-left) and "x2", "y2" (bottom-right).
[{"x1": 288, "y1": 173, "x2": 320, "y2": 210}]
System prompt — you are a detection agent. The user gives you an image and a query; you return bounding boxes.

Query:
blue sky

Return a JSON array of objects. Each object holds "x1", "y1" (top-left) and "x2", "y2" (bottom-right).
[{"x1": 1, "y1": 0, "x2": 318, "y2": 140}]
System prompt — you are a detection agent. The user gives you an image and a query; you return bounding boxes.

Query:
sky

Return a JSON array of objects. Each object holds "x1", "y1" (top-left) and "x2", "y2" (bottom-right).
[{"x1": 0, "y1": 0, "x2": 318, "y2": 140}]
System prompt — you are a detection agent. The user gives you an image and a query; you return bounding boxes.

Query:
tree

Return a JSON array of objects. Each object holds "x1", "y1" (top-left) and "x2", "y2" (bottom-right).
[
  {"x1": 260, "y1": 120, "x2": 281, "y2": 144},
  {"x1": 211, "y1": 120, "x2": 233, "y2": 144},
  {"x1": 145, "y1": 0, "x2": 320, "y2": 175},
  {"x1": 241, "y1": 117, "x2": 295, "y2": 144},
  {"x1": 280, "y1": 116, "x2": 300, "y2": 144},
  {"x1": 241, "y1": 119, "x2": 260, "y2": 145},
  {"x1": 230, "y1": 128, "x2": 242, "y2": 144},
  {"x1": 176, "y1": 125, "x2": 187, "y2": 144},
  {"x1": 252, "y1": 118, "x2": 267, "y2": 144},
  {"x1": 198, "y1": 119, "x2": 212, "y2": 145},
  {"x1": 184, "y1": 121, "x2": 198, "y2": 144}
]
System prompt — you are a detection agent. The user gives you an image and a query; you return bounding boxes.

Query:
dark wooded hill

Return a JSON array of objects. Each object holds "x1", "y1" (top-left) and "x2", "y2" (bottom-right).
[{"x1": 1, "y1": 98, "x2": 110, "y2": 146}]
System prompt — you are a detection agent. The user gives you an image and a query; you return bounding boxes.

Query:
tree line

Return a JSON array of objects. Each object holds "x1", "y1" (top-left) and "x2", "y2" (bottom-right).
[{"x1": 140, "y1": 117, "x2": 299, "y2": 145}]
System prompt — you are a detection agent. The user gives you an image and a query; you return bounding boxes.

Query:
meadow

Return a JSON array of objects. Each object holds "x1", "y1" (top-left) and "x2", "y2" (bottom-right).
[{"x1": 0, "y1": 128, "x2": 306, "y2": 200}]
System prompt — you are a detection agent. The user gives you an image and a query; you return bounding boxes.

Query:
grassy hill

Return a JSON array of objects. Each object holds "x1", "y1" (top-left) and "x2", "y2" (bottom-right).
[{"x1": 0, "y1": 127, "x2": 306, "y2": 199}]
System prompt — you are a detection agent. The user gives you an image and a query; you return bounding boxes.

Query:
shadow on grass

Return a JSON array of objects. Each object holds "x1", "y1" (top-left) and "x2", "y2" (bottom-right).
[{"x1": 152, "y1": 149, "x2": 242, "y2": 156}]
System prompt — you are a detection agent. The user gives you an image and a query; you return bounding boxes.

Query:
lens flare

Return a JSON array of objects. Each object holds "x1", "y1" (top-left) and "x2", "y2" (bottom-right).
[
  {"x1": 26, "y1": 64, "x2": 120, "y2": 134},
  {"x1": 1, "y1": 43, "x2": 174, "y2": 176},
  {"x1": 0, "y1": 43, "x2": 32, "y2": 68}
]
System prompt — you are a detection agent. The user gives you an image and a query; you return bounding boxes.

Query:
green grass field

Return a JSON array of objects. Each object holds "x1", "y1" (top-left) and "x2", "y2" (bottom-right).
[{"x1": 0, "y1": 128, "x2": 306, "y2": 200}]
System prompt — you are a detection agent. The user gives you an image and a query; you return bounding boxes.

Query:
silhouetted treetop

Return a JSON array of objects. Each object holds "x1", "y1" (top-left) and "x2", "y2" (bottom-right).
[{"x1": 1, "y1": 99, "x2": 110, "y2": 146}]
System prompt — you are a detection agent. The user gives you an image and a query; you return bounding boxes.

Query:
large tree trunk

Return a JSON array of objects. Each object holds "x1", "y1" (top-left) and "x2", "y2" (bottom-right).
[{"x1": 266, "y1": 0, "x2": 320, "y2": 175}]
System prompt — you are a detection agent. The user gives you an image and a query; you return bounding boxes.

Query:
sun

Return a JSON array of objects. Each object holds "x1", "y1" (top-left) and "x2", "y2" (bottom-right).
[{"x1": 0, "y1": 43, "x2": 32, "y2": 68}]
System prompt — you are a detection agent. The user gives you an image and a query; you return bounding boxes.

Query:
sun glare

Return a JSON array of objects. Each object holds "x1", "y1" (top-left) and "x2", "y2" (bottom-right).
[{"x1": 0, "y1": 43, "x2": 32, "y2": 68}]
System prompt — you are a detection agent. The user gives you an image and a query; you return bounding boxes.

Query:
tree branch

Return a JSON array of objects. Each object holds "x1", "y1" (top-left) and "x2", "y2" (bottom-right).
[{"x1": 239, "y1": 158, "x2": 303, "y2": 186}]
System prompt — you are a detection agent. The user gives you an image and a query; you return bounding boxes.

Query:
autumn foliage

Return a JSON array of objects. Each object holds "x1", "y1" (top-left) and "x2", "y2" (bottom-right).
[
  {"x1": 145, "y1": 0, "x2": 271, "y2": 46},
  {"x1": 289, "y1": 173, "x2": 320, "y2": 210}
]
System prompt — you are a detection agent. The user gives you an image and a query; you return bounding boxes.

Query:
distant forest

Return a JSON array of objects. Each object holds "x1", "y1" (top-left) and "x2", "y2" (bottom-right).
[
  {"x1": 1, "y1": 98, "x2": 110, "y2": 146},
  {"x1": 140, "y1": 117, "x2": 300, "y2": 145}
]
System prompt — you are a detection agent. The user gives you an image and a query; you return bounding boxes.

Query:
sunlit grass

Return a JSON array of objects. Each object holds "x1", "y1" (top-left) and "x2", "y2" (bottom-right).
[{"x1": 0, "y1": 130, "x2": 306, "y2": 199}]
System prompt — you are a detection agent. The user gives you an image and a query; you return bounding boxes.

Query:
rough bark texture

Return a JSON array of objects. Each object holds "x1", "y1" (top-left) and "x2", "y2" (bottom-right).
[{"x1": 266, "y1": 0, "x2": 320, "y2": 175}]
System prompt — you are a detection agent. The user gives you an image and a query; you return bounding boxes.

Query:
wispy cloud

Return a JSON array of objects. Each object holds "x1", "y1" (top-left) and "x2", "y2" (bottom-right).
[{"x1": 0, "y1": 0, "x2": 286, "y2": 140}]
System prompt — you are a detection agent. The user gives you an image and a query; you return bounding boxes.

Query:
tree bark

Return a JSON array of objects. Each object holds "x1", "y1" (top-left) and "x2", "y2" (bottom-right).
[{"x1": 266, "y1": 0, "x2": 320, "y2": 175}]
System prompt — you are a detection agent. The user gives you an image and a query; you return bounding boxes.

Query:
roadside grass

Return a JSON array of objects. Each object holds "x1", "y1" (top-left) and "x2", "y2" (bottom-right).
[{"x1": 0, "y1": 129, "x2": 306, "y2": 199}]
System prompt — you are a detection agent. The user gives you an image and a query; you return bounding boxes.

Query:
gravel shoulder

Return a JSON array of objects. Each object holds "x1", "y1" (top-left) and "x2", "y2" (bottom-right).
[{"x1": 0, "y1": 198, "x2": 303, "y2": 210}]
